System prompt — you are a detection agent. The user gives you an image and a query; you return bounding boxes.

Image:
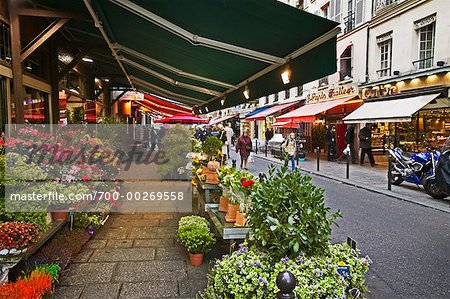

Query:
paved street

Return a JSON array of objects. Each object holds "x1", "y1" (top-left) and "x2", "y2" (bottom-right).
[{"x1": 232, "y1": 152, "x2": 450, "y2": 299}]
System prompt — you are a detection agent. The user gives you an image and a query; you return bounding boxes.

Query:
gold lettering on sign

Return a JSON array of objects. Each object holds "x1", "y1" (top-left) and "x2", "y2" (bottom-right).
[
  {"x1": 306, "y1": 84, "x2": 359, "y2": 104},
  {"x1": 363, "y1": 85, "x2": 398, "y2": 99}
]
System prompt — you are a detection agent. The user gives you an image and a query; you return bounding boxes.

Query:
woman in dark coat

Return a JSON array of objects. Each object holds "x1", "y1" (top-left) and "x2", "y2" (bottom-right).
[{"x1": 236, "y1": 130, "x2": 252, "y2": 169}]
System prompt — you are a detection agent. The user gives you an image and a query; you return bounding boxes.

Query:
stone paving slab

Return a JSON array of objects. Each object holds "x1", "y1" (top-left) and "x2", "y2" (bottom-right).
[
  {"x1": 178, "y1": 278, "x2": 208, "y2": 298},
  {"x1": 106, "y1": 239, "x2": 134, "y2": 248},
  {"x1": 60, "y1": 262, "x2": 116, "y2": 285},
  {"x1": 119, "y1": 281, "x2": 179, "y2": 298},
  {"x1": 129, "y1": 226, "x2": 177, "y2": 239},
  {"x1": 133, "y1": 238, "x2": 174, "y2": 248},
  {"x1": 95, "y1": 227, "x2": 130, "y2": 239},
  {"x1": 72, "y1": 249, "x2": 94, "y2": 263},
  {"x1": 80, "y1": 283, "x2": 121, "y2": 299},
  {"x1": 84, "y1": 239, "x2": 107, "y2": 249},
  {"x1": 155, "y1": 247, "x2": 187, "y2": 261},
  {"x1": 113, "y1": 260, "x2": 188, "y2": 282},
  {"x1": 89, "y1": 247, "x2": 156, "y2": 262},
  {"x1": 53, "y1": 285, "x2": 84, "y2": 299},
  {"x1": 109, "y1": 218, "x2": 160, "y2": 227}
]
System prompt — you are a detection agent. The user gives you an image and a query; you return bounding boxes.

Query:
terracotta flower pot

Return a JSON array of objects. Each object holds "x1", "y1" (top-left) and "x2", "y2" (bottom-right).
[
  {"x1": 189, "y1": 252, "x2": 204, "y2": 267},
  {"x1": 205, "y1": 171, "x2": 219, "y2": 184},
  {"x1": 219, "y1": 196, "x2": 229, "y2": 212},
  {"x1": 51, "y1": 211, "x2": 68, "y2": 222},
  {"x1": 235, "y1": 210, "x2": 247, "y2": 227},
  {"x1": 225, "y1": 203, "x2": 239, "y2": 222}
]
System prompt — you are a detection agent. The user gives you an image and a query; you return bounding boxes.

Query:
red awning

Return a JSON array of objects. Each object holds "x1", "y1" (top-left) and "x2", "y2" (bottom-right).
[
  {"x1": 142, "y1": 94, "x2": 192, "y2": 116},
  {"x1": 208, "y1": 114, "x2": 239, "y2": 126},
  {"x1": 246, "y1": 101, "x2": 300, "y2": 121},
  {"x1": 277, "y1": 97, "x2": 356, "y2": 123},
  {"x1": 154, "y1": 114, "x2": 209, "y2": 124},
  {"x1": 271, "y1": 120, "x2": 300, "y2": 129}
]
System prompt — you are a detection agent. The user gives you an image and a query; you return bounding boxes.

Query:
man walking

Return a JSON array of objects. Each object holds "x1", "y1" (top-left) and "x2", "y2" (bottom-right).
[
  {"x1": 224, "y1": 123, "x2": 234, "y2": 157},
  {"x1": 359, "y1": 124, "x2": 375, "y2": 167},
  {"x1": 346, "y1": 124, "x2": 356, "y2": 164}
]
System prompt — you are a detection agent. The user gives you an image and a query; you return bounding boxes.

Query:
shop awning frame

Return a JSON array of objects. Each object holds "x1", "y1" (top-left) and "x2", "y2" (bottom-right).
[
  {"x1": 208, "y1": 114, "x2": 239, "y2": 126},
  {"x1": 343, "y1": 93, "x2": 445, "y2": 123},
  {"x1": 277, "y1": 96, "x2": 357, "y2": 123},
  {"x1": 246, "y1": 100, "x2": 300, "y2": 121}
]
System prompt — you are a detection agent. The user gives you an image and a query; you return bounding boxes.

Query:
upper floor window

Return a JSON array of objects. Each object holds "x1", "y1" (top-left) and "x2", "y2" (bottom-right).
[
  {"x1": 264, "y1": 96, "x2": 269, "y2": 105},
  {"x1": 274, "y1": 93, "x2": 279, "y2": 102},
  {"x1": 377, "y1": 38, "x2": 392, "y2": 77},
  {"x1": 319, "y1": 76, "x2": 328, "y2": 87},
  {"x1": 286, "y1": 89, "x2": 290, "y2": 99},
  {"x1": 321, "y1": 3, "x2": 330, "y2": 19},
  {"x1": 375, "y1": 0, "x2": 399, "y2": 13},
  {"x1": 330, "y1": 0, "x2": 342, "y2": 23},
  {"x1": 344, "y1": 0, "x2": 364, "y2": 33},
  {"x1": 297, "y1": 85, "x2": 303, "y2": 97},
  {"x1": 339, "y1": 45, "x2": 352, "y2": 81},
  {"x1": 413, "y1": 15, "x2": 436, "y2": 70}
]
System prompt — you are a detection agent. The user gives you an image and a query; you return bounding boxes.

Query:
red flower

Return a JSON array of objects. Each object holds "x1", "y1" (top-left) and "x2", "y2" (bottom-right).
[
  {"x1": 82, "y1": 175, "x2": 90, "y2": 182},
  {"x1": 240, "y1": 177, "x2": 246, "y2": 183},
  {"x1": 242, "y1": 179, "x2": 255, "y2": 188}
]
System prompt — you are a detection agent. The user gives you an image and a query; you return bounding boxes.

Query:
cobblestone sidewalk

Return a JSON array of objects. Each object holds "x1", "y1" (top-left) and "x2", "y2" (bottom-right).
[{"x1": 53, "y1": 213, "x2": 210, "y2": 299}]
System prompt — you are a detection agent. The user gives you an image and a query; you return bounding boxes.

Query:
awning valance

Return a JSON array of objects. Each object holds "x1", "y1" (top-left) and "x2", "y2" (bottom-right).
[
  {"x1": 154, "y1": 115, "x2": 209, "y2": 124},
  {"x1": 271, "y1": 120, "x2": 300, "y2": 129},
  {"x1": 31, "y1": 0, "x2": 338, "y2": 112},
  {"x1": 246, "y1": 101, "x2": 300, "y2": 121},
  {"x1": 343, "y1": 93, "x2": 443, "y2": 123},
  {"x1": 208, "y1": 114, "x2": 239, "y2": 126},
  {"x1": 277, "y1": 97, "x2": 355, "y2": 123},
  {"x1": 245, "y1": 107, "x2": 270, "y2": 118}
]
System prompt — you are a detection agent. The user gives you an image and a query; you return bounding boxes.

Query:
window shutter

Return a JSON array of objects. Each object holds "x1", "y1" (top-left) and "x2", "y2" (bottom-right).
[{"x1": 355, "y1": 0, "x2": 364, "y2": 25}]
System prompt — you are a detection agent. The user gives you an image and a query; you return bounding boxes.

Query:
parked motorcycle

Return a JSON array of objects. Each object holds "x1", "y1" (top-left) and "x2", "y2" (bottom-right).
[
  {"x1": 388, "y1": 147, "x2": 447, "y2": 198},
  {"x1": 424, "y1": 138, "x2": 450, "y2": 199}
]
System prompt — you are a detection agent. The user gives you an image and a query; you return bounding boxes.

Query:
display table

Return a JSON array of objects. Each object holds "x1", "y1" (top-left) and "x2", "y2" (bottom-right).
[{"x1": 195, "y1": 176, "x2": 249, "y2": 241}]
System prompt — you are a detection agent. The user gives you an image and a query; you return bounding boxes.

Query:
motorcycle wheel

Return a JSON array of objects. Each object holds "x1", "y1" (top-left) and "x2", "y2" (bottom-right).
[
  {"x1": 389, "y1": 167, "x2": 403, "y2": 185},
  {"x1": 424, "y1": 177, "x2": 449, "y2": 199}
]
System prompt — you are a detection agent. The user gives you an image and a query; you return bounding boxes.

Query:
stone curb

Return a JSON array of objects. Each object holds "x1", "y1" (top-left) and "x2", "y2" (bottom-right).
[{"x1": 254, "y1": 154, "x2": 450, "y2": 214}]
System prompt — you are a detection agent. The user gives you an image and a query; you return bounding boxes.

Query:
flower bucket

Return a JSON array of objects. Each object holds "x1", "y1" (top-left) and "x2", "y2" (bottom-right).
[
  {"x1": 235, "y1": 210, "x2": 247, "y2": 227},
  {"x1": 225, "y1": 203, "x2": 239, "y2": 222},
  {"x1": 189, "y1": 252, "x2": 204, "y2": 267},
  {"x1": 219, "y1": 196, "x2": 229, "y2": 212},
  {"x1": 51, "y1": 211, "x2": 68, "y2": 221},
  {"x1": 205, "y1": 171, "x2": 219, "y2": 184}
]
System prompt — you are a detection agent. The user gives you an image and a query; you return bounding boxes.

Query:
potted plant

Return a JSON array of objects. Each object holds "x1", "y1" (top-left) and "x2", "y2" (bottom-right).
[
  {"x1": 235, "y1": 199, "x2": 249, "y2": 227},
  {"x1": 177, "y1": 216, "x2": 216, "y2": 266},
  {"x1": 219, "y1": 186, "x2": 231, "y2": 212},
  {"x1": 0, "y1": 222, "x2": 39, "y2": 256}
]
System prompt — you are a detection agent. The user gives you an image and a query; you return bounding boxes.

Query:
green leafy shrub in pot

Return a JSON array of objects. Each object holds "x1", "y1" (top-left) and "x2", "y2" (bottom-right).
[
  {"x1": 178, "y1": 225, "x2": 216, "y2": 254},
  {"x1": 177, "y1": 215, "x2": 215, "y2": 254},
  {"x1": 201, "y1": 136, "x2": 223, "y2": 160},
  {"x1": 201, "y1": 243, "x2": 372, "y2": 299},
  {"x1": 248, "y1": 166, "x2": 341, "y2": 261},
  {"x1": 36, "y1": 263, "x2": 61, "y2": 283},
  {"x1": 201, "y1": 244, "x2": 271, "y2": 299}
]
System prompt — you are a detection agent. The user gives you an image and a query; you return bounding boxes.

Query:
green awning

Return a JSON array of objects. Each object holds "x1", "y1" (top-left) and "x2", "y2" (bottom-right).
[{"x1": 32, "y1": 0, "x2": 339, "y2": 112}]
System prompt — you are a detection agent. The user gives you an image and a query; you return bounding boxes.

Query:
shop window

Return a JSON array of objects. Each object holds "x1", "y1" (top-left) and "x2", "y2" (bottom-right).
[
  {"x1": 339, "y1": 45, "x2": 352, "y2": 81},
  {"x1": 377, "y1": 38, "x2": 392, "y2": 77},
  {"x1": 414, "y1": 21, "x2": 435, "y2": 70}
]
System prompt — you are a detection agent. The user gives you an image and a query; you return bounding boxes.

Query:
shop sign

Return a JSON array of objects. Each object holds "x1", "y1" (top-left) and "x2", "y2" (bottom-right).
[
  {"x1": 306, "y1": 83, "x2": 359, "y2": 104},
  {"x1": 362, "y1": 85, "x2": 399, "y2": 99}
]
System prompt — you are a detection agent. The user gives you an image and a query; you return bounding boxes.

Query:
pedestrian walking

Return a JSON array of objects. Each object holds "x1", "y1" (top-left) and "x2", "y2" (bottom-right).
[
  {"x1": 150, "y1": 125, "x2": 158, "y2": 151},
  {"x1": 217, "y1": 124, "x2": 228, "y2": 160},
  {"x1": 236, "y1": 130, "x2": 252, "y2": 169},
  {"x1": 283, "y1": 132, "x2": 297, "y2": 170},
  {"x1": 326, "y1": 125, "x2": 337, "y2": 161},
  {"x1": 224, "y1": 123, "x2": 234, "y2": 156},
  {"x1": 265, "y1": 127, "x2": 274, "y2": 142},
  {"x1": 338, "y1": 124, "x2": 356, "y2": 164},
  {"x1": 143, "y1": 126, "x2": 150, "y2": 149},
  {"x1": 359, "y1": 123, "x2": 375, "y2": 167}
]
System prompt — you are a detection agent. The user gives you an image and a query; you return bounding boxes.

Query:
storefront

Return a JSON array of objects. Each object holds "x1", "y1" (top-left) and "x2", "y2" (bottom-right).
[
  {"x1": 246, "y1": 100, "x2": 301, "y2": 141},
  {"x1": 343, "y1": 70, "x2": 450, "y2": 152},
  {"x1": 276, "y1": 83, "x2": 361, "y2": 152}
]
